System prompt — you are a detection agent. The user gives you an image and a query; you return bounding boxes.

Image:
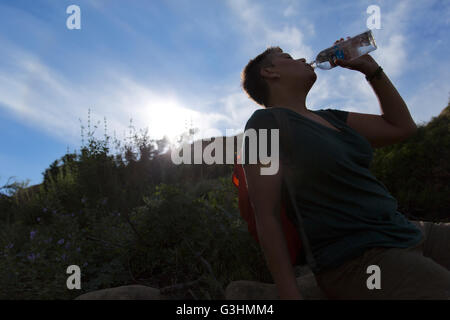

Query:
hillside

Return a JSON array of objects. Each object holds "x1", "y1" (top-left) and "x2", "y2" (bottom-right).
[{"x1": 370, "y1": 103, "x2": 450, "y2": 221}]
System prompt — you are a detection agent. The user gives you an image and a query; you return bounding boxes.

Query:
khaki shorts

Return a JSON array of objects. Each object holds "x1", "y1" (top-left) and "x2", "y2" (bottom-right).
[{"x1": 314, "y1": 221, "x2": 450, "y2": 299}]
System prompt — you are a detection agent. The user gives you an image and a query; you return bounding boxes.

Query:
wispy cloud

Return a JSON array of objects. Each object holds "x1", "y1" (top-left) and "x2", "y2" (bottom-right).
[
  {"x1": 226, "y1": 0, "x2": 313, "y2": 58},
  {"x1": 283, "y1": 4, "x2": 296, "y2": 17},
  {"x1": 0, "y1": 41, "x2": 227, "y2": 147}
]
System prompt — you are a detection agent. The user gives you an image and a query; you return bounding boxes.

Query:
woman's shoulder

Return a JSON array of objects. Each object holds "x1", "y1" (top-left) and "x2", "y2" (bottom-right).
[
  {"x1": 245, "y1": 108, "x2": 277, "y2": 131},
  {"x1": 317, "y1": 108, "x2": 349, "y2": 124}
]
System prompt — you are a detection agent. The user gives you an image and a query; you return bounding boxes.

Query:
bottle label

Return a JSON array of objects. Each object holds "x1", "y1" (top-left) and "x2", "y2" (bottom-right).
[{"x1": 333, "y1": 45, "x2": 345, "y2": 60}]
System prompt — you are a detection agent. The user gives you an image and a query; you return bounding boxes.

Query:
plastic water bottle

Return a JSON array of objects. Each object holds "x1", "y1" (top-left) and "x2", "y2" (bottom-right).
[{"x1": 309, "y1": 30, "x2": 377, "y2": 70}]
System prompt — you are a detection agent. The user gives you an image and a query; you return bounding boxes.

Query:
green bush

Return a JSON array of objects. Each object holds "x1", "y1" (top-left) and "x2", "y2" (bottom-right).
[{"x1": 370, "y1": 106, "x2": 450, "y2": 221}]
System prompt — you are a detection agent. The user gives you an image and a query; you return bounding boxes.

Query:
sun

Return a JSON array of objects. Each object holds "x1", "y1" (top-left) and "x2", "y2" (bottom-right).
[{"x1": 141, "y1": 99, "x2": 200, "y2": 150}]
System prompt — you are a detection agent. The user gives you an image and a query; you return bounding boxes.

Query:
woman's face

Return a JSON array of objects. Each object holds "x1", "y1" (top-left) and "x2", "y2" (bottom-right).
[{"x1": 265, "y1": 50, "x2": 317, "y2": 92}]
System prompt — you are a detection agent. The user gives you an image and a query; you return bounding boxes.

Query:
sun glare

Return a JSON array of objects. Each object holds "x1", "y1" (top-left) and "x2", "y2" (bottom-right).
[{"x1": 142, "y1": 99, "x2": 200, "y2": 150}]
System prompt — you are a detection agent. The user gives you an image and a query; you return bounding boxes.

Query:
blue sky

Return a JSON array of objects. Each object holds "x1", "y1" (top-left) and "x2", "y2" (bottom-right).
[{"x1": 0, "y1": 0, "x2": 449, "y2": 187}]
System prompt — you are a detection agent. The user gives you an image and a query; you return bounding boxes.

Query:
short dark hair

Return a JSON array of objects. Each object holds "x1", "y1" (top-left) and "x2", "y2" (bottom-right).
[{"x1": 241, "y1": 46, "x2": 282, "y2": 108}]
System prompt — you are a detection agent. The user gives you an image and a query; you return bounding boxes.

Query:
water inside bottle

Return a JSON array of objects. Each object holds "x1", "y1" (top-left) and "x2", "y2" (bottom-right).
[{"x1": 312, "y1": 30, "x2": 377, "y2": 70}]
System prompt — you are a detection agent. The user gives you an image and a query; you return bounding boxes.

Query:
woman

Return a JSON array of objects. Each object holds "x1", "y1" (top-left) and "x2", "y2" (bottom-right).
[{"x1": 239, "y1": 37, "x2": 450, "y2": 299}]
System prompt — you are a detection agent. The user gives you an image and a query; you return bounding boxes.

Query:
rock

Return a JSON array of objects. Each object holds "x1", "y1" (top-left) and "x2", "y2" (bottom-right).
[
  {"x1": 294, "y1": 265, "x2": 314, "y2": 277},
  {"x1": 75, "y1": 285, "x2": 165, "y2": 300},
  {"x1": 224, "y1": 273, "x2": 327, "y2": 300},
  {"x1": 74, "y1": 270, "x2": 327, "y2": 300},
  {"x1": 295, "y1": 273, "x2": 328, "y2": 300}
]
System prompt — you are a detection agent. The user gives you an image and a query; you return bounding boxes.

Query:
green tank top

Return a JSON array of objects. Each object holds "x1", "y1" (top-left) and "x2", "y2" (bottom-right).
[{"x1": 243, "y1": 107, "x2": 423, "y2": 273}]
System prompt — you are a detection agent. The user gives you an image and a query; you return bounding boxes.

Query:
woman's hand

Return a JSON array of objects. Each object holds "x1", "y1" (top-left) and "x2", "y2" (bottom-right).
[{"x1": 332, "y1": 37, "x2": 379, "y2": 76}]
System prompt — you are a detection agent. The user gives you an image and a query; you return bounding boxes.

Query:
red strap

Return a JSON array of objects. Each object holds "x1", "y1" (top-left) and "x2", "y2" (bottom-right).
[{"x1": 232, "y1": 164, "x2": 302, "y2": 265}]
